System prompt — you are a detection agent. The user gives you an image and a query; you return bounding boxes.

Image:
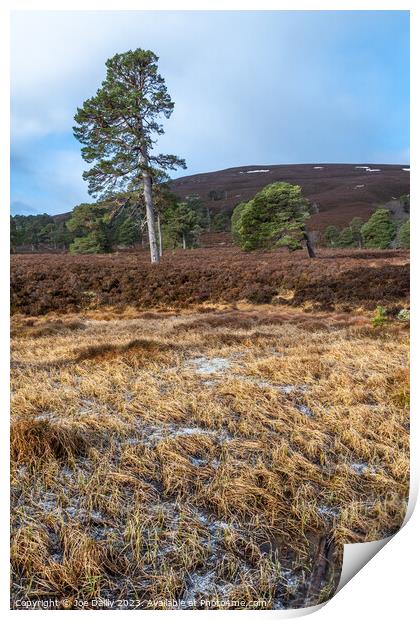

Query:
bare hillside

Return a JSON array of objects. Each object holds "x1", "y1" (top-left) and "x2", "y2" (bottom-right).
[{"x1": 169, "y1": 163, "x2": 410, "y2": 231}]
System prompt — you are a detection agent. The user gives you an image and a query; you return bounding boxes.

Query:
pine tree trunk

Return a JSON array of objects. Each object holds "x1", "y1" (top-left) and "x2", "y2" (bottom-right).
[
  {"x1": 157, "y1": 213, "x2": 163, "y2": 258},
  {"x1": 142, "y1": 171, "x2": 159, "y2": 263},
  {"x1": 139, "y1": 146, "x2": 159, "y2": 264},
  {"x1": 303, "y1": 230, "x2": 316, "y2": 258}
]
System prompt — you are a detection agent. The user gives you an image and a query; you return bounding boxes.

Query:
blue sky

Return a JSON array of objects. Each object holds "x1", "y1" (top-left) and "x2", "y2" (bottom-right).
[{"x1": 11, "y1": 10, "x2": 409, "y2": 216}]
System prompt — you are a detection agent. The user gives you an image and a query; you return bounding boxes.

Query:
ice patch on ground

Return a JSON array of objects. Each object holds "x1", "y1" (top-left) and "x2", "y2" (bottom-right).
[
  {"x1": 402, "y1": 168, "x2": 410, "y2": 171},
  {"x1": 39, "y1": 493, "x2": 58, "y2": 512},
  {"x1": 350, "y1": 462, "x2": 376, "y2": 475},
  {"x1": 245, "y1": 169, "x2": 270, "y2": 174},
  {"x1": 296, "y1": 404, "x2": 314, "y2": 417},
  {"x1": 33, "y1": 411, "x2": 61, "y2": 423},
  {"x1": 313, "y1": 166, "x2": 324, "y2": 169},
  {"x1": 202, "y1": 378, "x2": 220, "y2": 387},
  {"x1": 317, "y1": 504, "x2": 340, "y2": 520},
  {"x1": 190, "y1": 456, "x2": 208, "y2": 467},
  {"x1": 230, "y1": 374, "x2": 308, "y2": 394},
  {"x1": 125, "y1": 437, "x2": 142, "y2": 445},
  {"x1": 133, "y1": 422, "x2": 233, "y2": 448},
  {"x1": 189, "y1": 357, "x2": 231, "y2": 374},
  {"x1": 282, "y1": 569, "x2": 301, "y2": 592}
]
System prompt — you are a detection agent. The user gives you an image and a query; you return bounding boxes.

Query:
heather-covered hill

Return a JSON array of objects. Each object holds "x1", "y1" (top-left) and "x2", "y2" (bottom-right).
[{"x1": 169, "y1": 163, "x2": 410, "y2": 231}]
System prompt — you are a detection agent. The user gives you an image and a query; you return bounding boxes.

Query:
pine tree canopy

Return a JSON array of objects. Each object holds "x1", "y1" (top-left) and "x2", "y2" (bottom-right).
[
  {"x1": 361, "y1": 208, "x2": 396, "y2": 249},
  {"x1": 73, "y1": 49, "x2": 186, "y2": 198},
  {"x1": 231, "y1": 182, "x2": 311, "y2": 252}
]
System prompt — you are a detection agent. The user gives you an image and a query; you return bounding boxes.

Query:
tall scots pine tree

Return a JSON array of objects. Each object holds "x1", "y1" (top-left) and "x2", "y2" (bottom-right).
[{"x1": 73, "y1": 49, "x2": 185, "y2": 263}]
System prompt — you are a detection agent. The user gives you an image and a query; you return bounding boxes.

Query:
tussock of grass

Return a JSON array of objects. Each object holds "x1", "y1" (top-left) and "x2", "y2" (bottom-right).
[
  {"x1": 75, "y1": 338, "x2": 178, "y2": 362},
  {"x1": 11, "y1": 418, "x2": 91, "y2": 465}
]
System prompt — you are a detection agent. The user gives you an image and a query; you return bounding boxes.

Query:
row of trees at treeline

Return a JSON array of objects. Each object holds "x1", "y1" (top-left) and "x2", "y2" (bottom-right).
[
  {"x1": 11, "y1": 184, "x2": 410, "y2": 255},
  {"x1": 323, "y1": 206, "x2": 410, "y2": 250},
  {"x1": 10, "y1": 191, "x2": 210, "y2": 254},
  {"x1": 66, "y1": 191, "x2": 209, "y2": 254},
  {"x1": 11, "y1": 214, "x2": 73, "y2": 251}
]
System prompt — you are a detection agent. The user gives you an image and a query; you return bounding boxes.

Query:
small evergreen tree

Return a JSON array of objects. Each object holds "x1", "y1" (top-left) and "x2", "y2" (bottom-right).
[
  {"x1": 69, "y1": 232, "x2": 103, "y2": 254},
  {"x1": 117, "y1": 217, "x2": 138, "y2": 247},
  {"x1": 66, "y1": 203, "x2": 108, "y2": 236},
  {"x1": 164, "y1": 201, "x2": 202, "y2": 249},
  {"x1": 10, "y1": 217, "x2": 18, "y2": 253},
  {"x1": 324, "y1": 225, "x2": 340, "y2": 247},
  {"x1": 231, "y1": 182, "x2": 315, "y2": 257},
  {"x1": 361, "y1": 209, "x2": 396, "y2": 249},
  {"x1": 184, "y1": 194, "x2": 209, "y2": 231},
  {"x1": 337, "y1": 226, "x2": 355, "y2": 248},
  {"x1": 67, "y1": 203, "x2": 111, "y2": 253},
  {"x1": 400, "y1": 194, "x2": 410, "y2": 214},
  {"x1": 212, "y1": 212, "x2": 230, "y2": 232},
  {"x1": 396, "y1": 220, "x2": 410, "y2": 249},
  {"x1": 349, "y1": 217, "x2": 364, "y2": 248},
  {"x1": 231, "y1": 202, "x2": 246, "y2": 244}
]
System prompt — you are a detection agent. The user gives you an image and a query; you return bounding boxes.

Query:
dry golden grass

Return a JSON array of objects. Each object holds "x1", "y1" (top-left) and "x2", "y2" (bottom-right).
[{"x1": 10, "y1": 305, "x2": 409, "y2": 609}]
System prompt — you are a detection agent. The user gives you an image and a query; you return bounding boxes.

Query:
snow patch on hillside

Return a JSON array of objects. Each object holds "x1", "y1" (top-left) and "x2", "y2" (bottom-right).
[{"x1": 240, "y1": 169, "x2": 270, "y2": 174}]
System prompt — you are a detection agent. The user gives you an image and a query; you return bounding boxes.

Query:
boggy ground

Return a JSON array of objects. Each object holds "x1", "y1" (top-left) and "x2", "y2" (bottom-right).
[{"x1": 10, "y1": 304, "x2": 409, "y2": 609}]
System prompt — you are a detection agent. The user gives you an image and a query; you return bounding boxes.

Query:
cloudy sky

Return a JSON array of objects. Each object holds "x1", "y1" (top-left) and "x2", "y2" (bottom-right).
[{"x1": 11, "y1": 10, "x2": 409, "y2": 215}]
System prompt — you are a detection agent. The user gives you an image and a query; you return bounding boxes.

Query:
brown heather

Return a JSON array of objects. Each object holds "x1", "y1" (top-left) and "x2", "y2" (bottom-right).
[
  {"x1": 11, "y1": 247, "x2": 409, "y2": 315},
  {"x1": 10, "y1": 247, "x2": 409, "y2": 609}
]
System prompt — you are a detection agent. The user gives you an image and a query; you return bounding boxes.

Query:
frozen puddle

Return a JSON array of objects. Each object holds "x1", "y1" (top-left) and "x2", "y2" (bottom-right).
[
  {"x1": 202, "y1": 378, "x2": 219, "y2": 387},
  {"x1": 190, "y1": 456, "x2": 208, "y2": 467},
  {"x1": 189, "y1": 357, "x2": 231, "y2": 374},
  {"x1": 238, "y1": 376, "x2": 308, "y2": 394},
  {"x1": 33, "y1": 411, "x2": 61, "y2": 423},
  {"x1": 350, "y1": 462, "x2": 376, "y2": 475},
  {"x1": 296, "y1": 404, "x2": 314, "y2": 417},
  {"x1": 317, "y1": 504, "x2": 340, "y2": 520},
  {"x1": 182, "y1": 569, "x2": 231, "y2": 607},
  {"x1": 135, "y1": 422, "x2": 233, "y2": 447}
]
